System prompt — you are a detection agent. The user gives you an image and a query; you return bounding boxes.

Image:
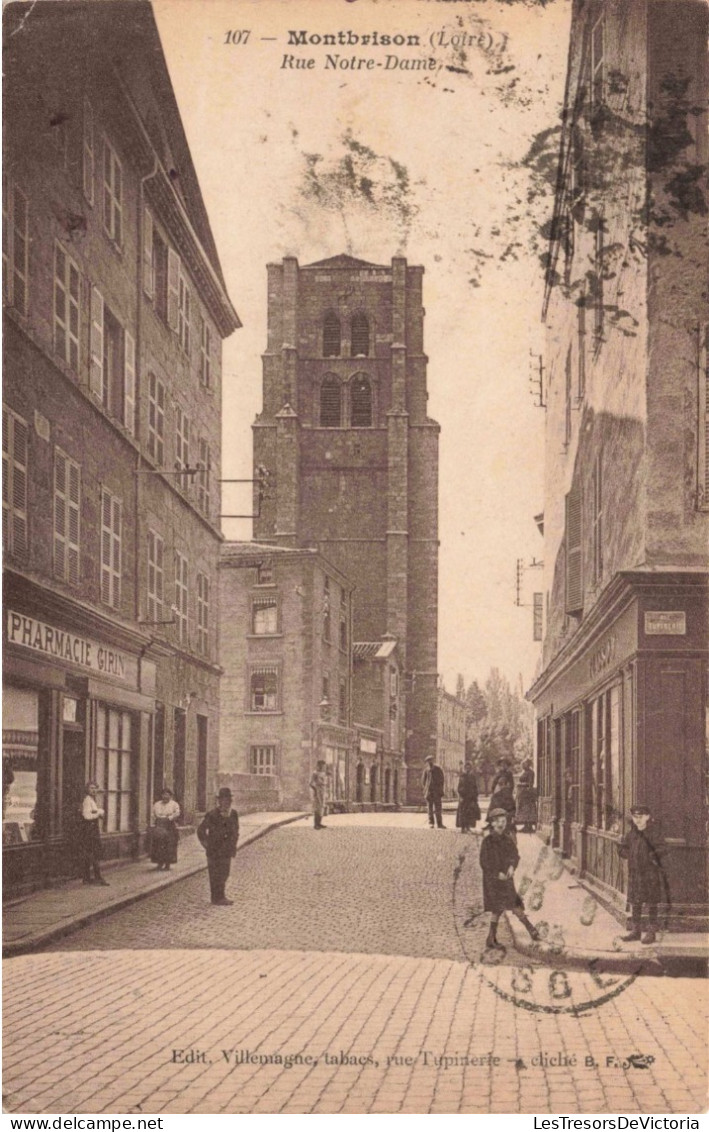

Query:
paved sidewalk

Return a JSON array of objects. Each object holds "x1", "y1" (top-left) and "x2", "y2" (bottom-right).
[
  {"x1": 503, "y1": 833, "x2": 708, "y2": 971},
  {"x1": 2, "y1": 811, "x2": 306, "y2": 957}
]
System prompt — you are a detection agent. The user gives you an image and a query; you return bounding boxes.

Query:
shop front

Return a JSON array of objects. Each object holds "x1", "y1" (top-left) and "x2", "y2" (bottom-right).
[
  {"x1": 3, "y1": 583, "x2": 156, "y2": 897},
  {"x1": 529, "y1": 571, "x2": 708, "y2": 929}
]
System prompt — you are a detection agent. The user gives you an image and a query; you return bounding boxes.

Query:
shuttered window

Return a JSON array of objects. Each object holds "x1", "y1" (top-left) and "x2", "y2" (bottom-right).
[
  {"x1": 83, "y1": 100, "x2": 94, "y2": 204},
  {"x1": 699, "y1": 325, "x2": 709, "y2": 510},
  {"x1": 351, "y1": 376, "x2": 373, "y2": 427},
  {"x1": 591, "y1": 450, "x2": 603, "y2": 586},
  {"x1": 200, "y1": 315, "x2": 212, "y2": 387},
  {"x1": 124, "y1": 331, "x2": 136, "y2": 435},
  {"x1": 565, "y1": 484, "x2": 583, "y2": 614},
  {"x1": 54, "y1": 449, "x2": 80, "y2": 585},
  {"x1": 198, "y1": 438, "x2": 210, "y2": 515},
  {"x1": 178, "y1": 271, "x2": 191, "y2": 353},
  {"x1": 197, "y1": 573, "x2": 209, "y2": 656},
  {"x1": 323, "y1": 311, "x2": 341, "y2": 357},
  {"x1": 174, "y1": 552, "x2": 188, "y2": 646},
  {"x1": 147, "y1": 530, "x2": 164, "y2": 623},
  {"x1": 55, "y1": 244, "x2": 80, "y2": 373},
  {"x1": 103, "y1": 137, "x2": 123, "y2": 246},
  {"x1": 148, "y1": 373, "x2": 165, "y2": 465},
  {"x1": 100, "y1": 488, "x2": 122, "y2": 609},
  {"x1": 351, "y1": 312, "x2": 370, "y2": 357},
  {"x1": 175, "y1": 407, "x2": 190, "y2": 490},
  {"x1": 3, "y1": 179, "x2": 28, "y2": 316},
  {"x1": 320, "y1": 378, "x2": 341, "y2": 427},
  {"x1": 143, "y1": 206, "x2": 154, "y2": 297},
  {"x1": 2, "y1": 406, "x2": 28, "y2": 559}
]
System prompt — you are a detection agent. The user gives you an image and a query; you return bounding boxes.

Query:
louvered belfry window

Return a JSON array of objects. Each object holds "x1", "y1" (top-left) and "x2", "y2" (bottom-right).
[
  {"x1": 323, "y1": 311, "x2": 341, "y2": 357},
  {"x1": 565, "y1": 484, "x2": 583, "y2": 614},
  {"x1": 351, "y1": 313, "x2": 370, "y2": 357},
  {"x1": 351, "y1": 376, "x2": 373, "y2": 428},
  {"x1": 320, "y1": 378, "x2": 341, "y2": 427}
]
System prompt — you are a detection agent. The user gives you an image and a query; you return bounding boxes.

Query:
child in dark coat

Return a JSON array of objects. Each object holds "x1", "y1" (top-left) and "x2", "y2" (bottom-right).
[
  {"x1": 618, "y1": 804, "x2": 666, "y2": 944},
  {"x1": 479, "y1": 807, "x2": 539, "y2": 950}
]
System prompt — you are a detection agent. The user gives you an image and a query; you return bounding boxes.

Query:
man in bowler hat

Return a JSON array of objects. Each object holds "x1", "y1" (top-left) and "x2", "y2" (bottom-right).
[
  {"x1": 197, "y1": 787, "x2": 239, "y2": 905},
  {"x1": 421, "y1": 754, "x2": 446, "y2": 828}
]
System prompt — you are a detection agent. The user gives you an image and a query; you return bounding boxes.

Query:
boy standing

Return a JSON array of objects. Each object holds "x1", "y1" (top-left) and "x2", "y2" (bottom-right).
[
  {"x1": 197, "y1": 787, "x2": 239, "y2": 905},
  {"x1": 618, "y1": 804, "x2": 666, "y2": 944}
]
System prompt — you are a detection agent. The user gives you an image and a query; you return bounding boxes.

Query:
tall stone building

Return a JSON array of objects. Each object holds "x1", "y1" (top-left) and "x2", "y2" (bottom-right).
[
  {"x1": 3, "y1": 1, "x2": 239, "y2": 894},
  {"x1": 528, "y1": 0, "x2": 708, "y2": 926},
  {"x1": 252, "y1": 255, "x2": 439, "y2": 801}
]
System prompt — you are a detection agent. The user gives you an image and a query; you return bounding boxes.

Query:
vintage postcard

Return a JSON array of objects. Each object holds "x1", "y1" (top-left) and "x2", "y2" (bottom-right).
[{"x1": 2, "y1": 0, "x2": 708, "y2": 1120}]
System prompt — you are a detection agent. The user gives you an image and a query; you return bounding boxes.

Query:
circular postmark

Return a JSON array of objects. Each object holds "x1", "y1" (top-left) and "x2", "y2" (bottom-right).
[{"x1": 451, "y1": 823, "x2": 669, "y2": 1016}]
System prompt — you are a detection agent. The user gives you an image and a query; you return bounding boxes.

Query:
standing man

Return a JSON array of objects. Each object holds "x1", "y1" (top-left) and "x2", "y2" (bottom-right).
[
  {"x1": 421, "y1": 754, "x2": 446, "y2": 829},
  {"x1": 197, "y1": 787, "x2": 239, "y2": 906},
  {"x1": 309, "y1": 759, "x2": 327, "y2": 829}
]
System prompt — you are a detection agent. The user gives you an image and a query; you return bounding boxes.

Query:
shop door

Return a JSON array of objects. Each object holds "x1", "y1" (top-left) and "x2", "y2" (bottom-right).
[{"x1": 61, "y1": 728, "x2": 86, "y2": 844}]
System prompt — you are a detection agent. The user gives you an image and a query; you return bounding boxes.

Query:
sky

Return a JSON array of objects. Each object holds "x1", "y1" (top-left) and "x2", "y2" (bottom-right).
[{"x1": 153, "y1": 0, "x2": 571, "y2": 694}]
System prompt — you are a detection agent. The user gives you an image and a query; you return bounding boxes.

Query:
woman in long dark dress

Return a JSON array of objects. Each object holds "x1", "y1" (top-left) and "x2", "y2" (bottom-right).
[
  {"x1": 479, "y1": 808, "x2": 539, "y2": 950},
  {"x1": 515, "y1": 760, "x2": 538, "y2": 833},
  {"x1": 455, "y1": 762, "x2": 481, "y2": 833}
]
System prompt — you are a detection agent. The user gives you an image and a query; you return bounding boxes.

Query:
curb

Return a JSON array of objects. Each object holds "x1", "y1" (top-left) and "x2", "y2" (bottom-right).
[{"x1": 3, "y1": 812, "x2": 307, "y2": 958}]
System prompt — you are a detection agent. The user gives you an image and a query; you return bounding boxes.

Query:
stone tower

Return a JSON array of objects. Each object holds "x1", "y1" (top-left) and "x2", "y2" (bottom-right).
[{"x1": 253, "y1": 254, "x2": 439, "y2": 801}]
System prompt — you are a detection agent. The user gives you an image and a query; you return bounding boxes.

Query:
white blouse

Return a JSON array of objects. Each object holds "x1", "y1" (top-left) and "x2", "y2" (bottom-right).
[{"x1": 153, "y1": 799, "x2": 180, "y2": 821}]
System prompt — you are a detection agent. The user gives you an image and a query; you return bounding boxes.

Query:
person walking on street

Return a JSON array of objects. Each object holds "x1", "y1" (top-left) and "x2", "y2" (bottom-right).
[
  {"x1": 618, "y1": 804, "x2": 667, "y2": 944},
  {"x1": 310, "y1": 759, "x2": 328, "y2": 829},
  {"x1": 456, "y1": 761, "x2": 481, "y2": 833},
  {"x1": 151, "y1": 786, "x2": 180, "y2": 871},
  {"x1": 479, "y1": 807, "x2": 539, "y2": 950},
  {"x1": 422, "y1": 754, "x2": 446, "y2": 828},
  {"x1": 515, "y1": 759, "x2": 538, "y2": 833},
  {"x1": 80, "y1": 782, "x2": 109, "y2": 886},
  {"x1": 197, "y1": 787, "x2": 239, "y2": 906}
]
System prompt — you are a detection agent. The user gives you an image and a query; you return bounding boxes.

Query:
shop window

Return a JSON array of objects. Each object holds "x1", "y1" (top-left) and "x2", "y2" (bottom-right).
[
  {"x1": 608, "y1": 685, "x2": 621, "y2": 831},
  {"x1": 250, "y1": 669, "x2": 278, "y2": 712},
  {"x1": 252, "y1": 599, "x2": 278, "y2": 635},
  {"x1": 54, "y1": 449, "x2": 81, "y2": 585},
  {"x1": 196, "y1": 715, "x2": 208, "y2": 812},
  {"x1": 251, "y1": 745, "x2": 276, "y2": 775},
  {"x1": 351, "y1": 312, "x2": 370, "y2": 357},
  {"x1": 197, "y1": 573, "x2": 209, "y2": 656},
  {"x1": 350, "y1": 376, "x2": 373, "y2": 428},
  {"x1": 147, "y1": 373, "x2": 165, "y2": 465},
  {"x1": 2, "y1": 686, "x2": 40, "y2": 844},
  {"x1": 102, "y1": 136, "x2": 123, "y2": 247},
  {"x1": 3, "y1": 405, "x2": 29, "y2": 560},
  {"x1": 95, "y1": 705, "x2": 133, "y2": 833},
  {"x1": 3, "y1": 177, "x2": 28, "y2": 316},
  {"x1": 320, "y1": 378, "x2": 341, "y2": 427},
  {"x1": 323, "y1": 311, "x2": 341, "y2": 357},
  {"x1": 100, "y1": 488, "x2": 122, "y2": 610},
  {"x1": 54, "y1": 243, "x2": 80, "y2": 372}
]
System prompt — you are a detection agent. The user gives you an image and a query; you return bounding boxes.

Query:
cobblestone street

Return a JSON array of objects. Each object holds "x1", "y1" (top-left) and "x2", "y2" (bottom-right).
[{"x1": 4, "y1": 815, "x2": 708, "y2": 1114}]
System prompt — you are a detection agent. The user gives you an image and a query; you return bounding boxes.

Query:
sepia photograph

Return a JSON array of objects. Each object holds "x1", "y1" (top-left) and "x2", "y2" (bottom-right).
[{"x1": 2, "y1": 0, "x2": 708, "y2": 1119}]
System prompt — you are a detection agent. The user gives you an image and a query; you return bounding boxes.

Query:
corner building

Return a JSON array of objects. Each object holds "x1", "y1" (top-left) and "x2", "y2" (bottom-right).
[
  {"x1": 528, "y1": 0, "x2": 708, "y2": 927},
  {"x1": 2, "y1": 1, "x2": 239, "y2": 895},
  {"x1": 253, "y1": 255, "x2": 439, "y2": 802}
]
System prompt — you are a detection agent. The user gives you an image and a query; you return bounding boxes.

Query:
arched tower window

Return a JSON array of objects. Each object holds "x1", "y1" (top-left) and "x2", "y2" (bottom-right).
[
  {"x1": 350, "y1": 376, "x2": 372, "y2": 428},
  {"x1": 351, "y1": 312, "x2": 370, "y2": 357},
  {"x1": 320, "y1": 378, "x2": 341, "y2": 427},
  {"x1": 323, "y1": 311, "x2": 341, "y2": 357}
]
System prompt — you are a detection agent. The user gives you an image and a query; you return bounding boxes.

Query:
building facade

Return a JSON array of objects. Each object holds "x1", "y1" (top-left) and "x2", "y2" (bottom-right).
[
  {"x1": 528, "y1": 0, "x2": 708, "y2": 926},
  {"x1": 3, "y1": 2, "x2": 239, "y2": 895},
  {"x1": 252, "y1": 254, "x2": 439, "y2": 802},
  {"x1": 436, "y1": 688, "x2": 466, "y2": 798}
]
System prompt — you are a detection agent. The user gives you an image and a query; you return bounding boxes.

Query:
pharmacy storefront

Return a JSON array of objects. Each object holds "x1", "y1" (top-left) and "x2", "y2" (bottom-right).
[{"x1": 3, "y1": 589, "x2": 156, "y2": 896}]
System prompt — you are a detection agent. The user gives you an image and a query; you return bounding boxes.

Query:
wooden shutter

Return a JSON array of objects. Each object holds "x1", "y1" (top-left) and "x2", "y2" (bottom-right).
[
  {"x1": 89, "y1": 285, "x2": 104, "y2": 397},
  {"x1": 167, "y1": 248, "x2": 180, "y2": 331},
  {"x1": 700, "y1": 325, "x2": 709, "y2": 509},
  {"x1": 54, "y1": 450, "x2": 67, "y2": 578},
  {"x1": 112, "y1": 496, "x2": 122, "y2": 608},
  {"x1": 67, "y1": 459, "x2": 80, "y2": 584},
  {"x1": 83, "y1": 100, "x2": 94, "y2": 204},
  {"x1": 565, "y1": 484, "x2": 583, "y2": 614},
  {"x1": 101, "y1": 490, "x2": 112, "y2": 604},
  {"x1": 143, "y1": 206, "x2": 154, "y2": 297},
  {"x1": 124, "y1": 330, "x2": 136, "y2": 434}
]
